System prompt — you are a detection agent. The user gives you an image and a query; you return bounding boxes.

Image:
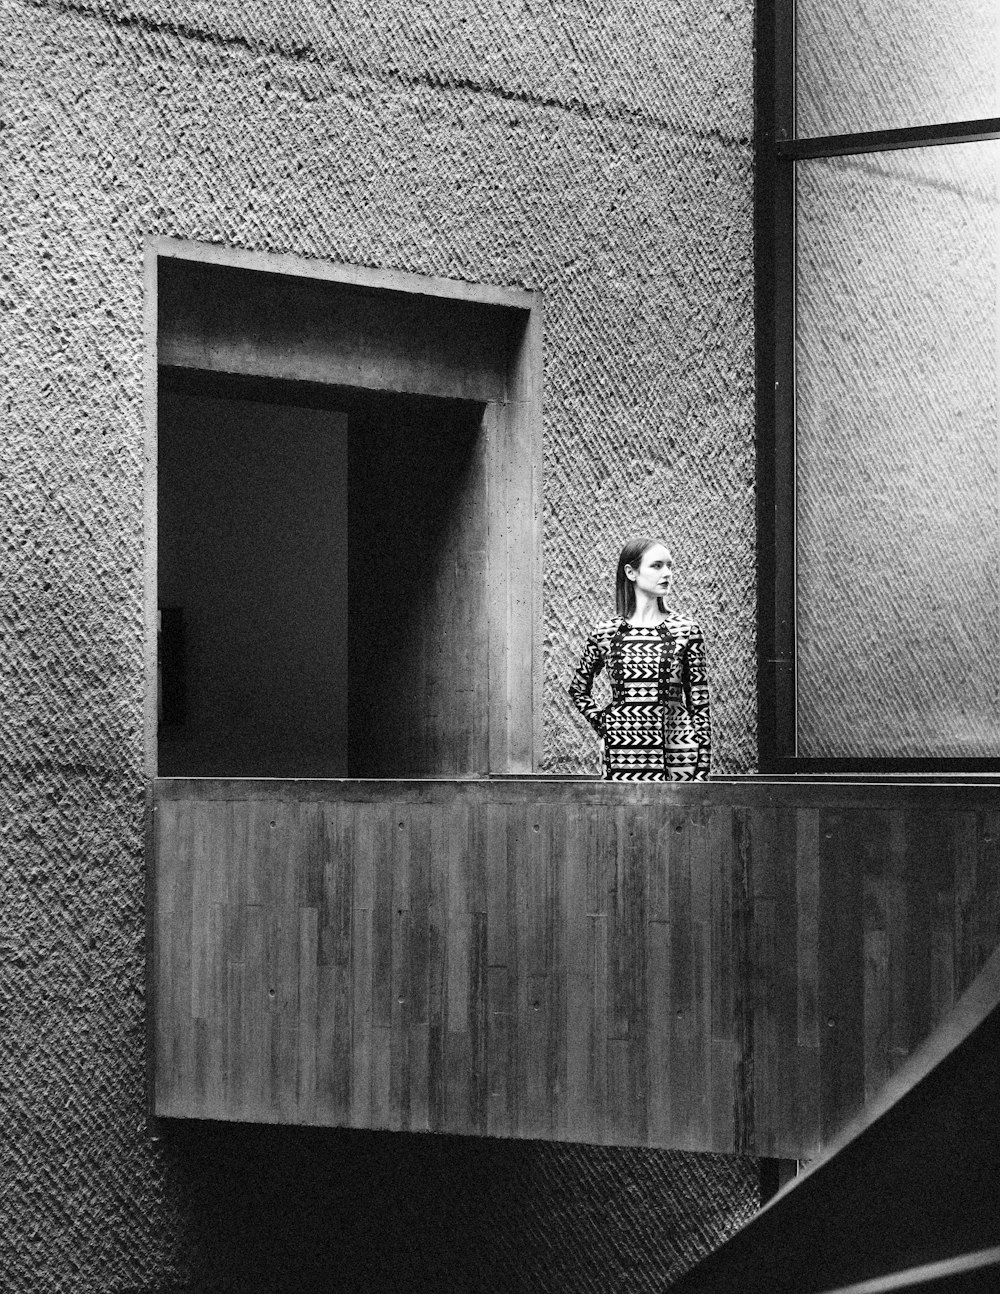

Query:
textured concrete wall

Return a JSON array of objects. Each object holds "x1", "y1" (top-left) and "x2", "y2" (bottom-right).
[{"x1": 1, "y1": 0, "x2": 755, "y2": 1288}]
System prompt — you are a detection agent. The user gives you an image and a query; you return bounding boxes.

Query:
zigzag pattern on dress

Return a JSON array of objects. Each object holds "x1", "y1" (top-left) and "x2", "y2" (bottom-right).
[
  {"x1": 604, "y1": 768, "x2": 673, "y2": 782},
  {"x1": 608, "y1": 748, "x2": 663, "y2": 765}
]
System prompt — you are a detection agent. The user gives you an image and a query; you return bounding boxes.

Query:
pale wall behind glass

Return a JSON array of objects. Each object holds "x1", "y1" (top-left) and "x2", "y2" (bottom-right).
[
  {"x1": 796, "y1": 142, "x2": 1000, "y2": 756},
  {"x1": 797, "y1": 0, "x2": 999, "y2": 136}
]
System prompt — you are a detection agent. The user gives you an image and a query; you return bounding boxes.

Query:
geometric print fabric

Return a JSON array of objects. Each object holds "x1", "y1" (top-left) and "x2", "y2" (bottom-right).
[{"x1": 569, "y1": 613, "x2": 712, "y2": 781}]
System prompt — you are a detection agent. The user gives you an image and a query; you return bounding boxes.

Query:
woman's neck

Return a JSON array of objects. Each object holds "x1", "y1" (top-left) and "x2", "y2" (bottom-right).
[{"x1": 628, "y1": 592, "x2": 666, "y2": 626}]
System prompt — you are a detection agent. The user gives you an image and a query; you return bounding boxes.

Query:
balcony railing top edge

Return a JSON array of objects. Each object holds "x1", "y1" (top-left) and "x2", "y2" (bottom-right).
[{"x1": 152, "y1": 774, "x2": 1000, "y2": 809}]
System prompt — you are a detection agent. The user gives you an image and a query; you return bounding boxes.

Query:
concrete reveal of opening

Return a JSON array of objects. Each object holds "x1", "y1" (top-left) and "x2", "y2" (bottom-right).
[{"x1": 145, "y1": 238, "x2": 543, "y2": 778}]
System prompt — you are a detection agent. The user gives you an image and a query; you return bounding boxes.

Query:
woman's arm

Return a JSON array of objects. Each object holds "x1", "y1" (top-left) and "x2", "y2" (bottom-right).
[
  {"x1": 568, "y1": 629, "x2": 608, "y2": 734},
  {"x1": 682, "y1": 624, "x2": 712, "y2": 778}
]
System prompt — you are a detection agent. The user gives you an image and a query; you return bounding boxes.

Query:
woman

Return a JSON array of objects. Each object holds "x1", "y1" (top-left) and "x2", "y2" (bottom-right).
[{"x1": 569, "y1": 536, "x2": 711, "y2": 781}]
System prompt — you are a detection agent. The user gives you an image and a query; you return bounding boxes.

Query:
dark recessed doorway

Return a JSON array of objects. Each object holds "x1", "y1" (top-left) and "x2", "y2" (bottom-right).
[{"x1": 158, "y1": 369, "x2": 486, "y2": 778}]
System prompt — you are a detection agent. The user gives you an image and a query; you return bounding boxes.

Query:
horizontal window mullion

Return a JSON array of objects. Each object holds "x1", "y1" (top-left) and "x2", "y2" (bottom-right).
[{"x1": 777, "y1": 117, "x2": 1000, "y2": 161}]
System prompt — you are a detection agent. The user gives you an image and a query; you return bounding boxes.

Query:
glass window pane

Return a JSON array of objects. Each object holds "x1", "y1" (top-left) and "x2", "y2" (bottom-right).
[
  {"x1": 795, "y1": 141, "x2": 1000, "y2": 758},
  {"x1": 797, "y1": 1, "x2": 1000, "y2": 137}
]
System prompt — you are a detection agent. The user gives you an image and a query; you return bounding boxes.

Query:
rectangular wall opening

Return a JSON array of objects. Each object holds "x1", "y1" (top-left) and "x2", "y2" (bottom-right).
[
  {"x1": 158, "y1": 371, "x2": 487, "y2": 777},
  {"x1": 149, "y1": 244, "x2": 541, "y2": 778}
]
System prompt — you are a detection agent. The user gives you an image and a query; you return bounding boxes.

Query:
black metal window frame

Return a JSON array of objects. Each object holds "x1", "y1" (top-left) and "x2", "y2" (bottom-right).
[{"x1": 755, "y1": 1, "x2": 1000, "y2": 774}]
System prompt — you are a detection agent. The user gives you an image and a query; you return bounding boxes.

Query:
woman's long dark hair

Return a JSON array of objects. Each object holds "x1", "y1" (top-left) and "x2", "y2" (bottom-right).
[{"x1": 615, "y1": 535, "x2": 670, "y2": 618}]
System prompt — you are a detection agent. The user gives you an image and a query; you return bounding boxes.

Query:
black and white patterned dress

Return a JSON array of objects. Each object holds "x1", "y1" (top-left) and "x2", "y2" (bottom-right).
[{"x1": 569, "y1": 613, "x2": 711, "y2": 781}]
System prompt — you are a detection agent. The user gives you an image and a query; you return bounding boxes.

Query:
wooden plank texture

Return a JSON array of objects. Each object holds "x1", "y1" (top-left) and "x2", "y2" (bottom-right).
[{"x1": 153, "y1": 777, "x2": 1000, "y2": 1156}]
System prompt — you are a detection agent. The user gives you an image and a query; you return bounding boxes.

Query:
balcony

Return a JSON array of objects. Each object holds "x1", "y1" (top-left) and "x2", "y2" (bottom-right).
[{"x1": 151, "y1": 776, "x2": 1000, "y2": 1157}]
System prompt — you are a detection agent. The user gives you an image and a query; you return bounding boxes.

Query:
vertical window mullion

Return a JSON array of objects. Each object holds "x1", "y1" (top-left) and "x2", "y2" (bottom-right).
[{"x1": 757, "y1": 0, "x2": 798, "y2": 769}]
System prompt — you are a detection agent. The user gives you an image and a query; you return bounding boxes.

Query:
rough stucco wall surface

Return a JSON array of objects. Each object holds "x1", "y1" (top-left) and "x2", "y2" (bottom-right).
[{"x1": 1, "y1": 0, "x2": 755, "y2": 1289}]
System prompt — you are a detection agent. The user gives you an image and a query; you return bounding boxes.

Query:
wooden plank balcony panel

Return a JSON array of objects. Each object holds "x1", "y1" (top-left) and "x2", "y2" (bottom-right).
[{"x1": 151, "y1": 778, "x2": 1000, "y2": 1157}]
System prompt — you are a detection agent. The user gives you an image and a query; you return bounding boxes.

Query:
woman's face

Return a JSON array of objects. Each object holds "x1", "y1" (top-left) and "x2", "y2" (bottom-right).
[{"x1": 626, "y1": 543, "x2": 674, "y2": 601}]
